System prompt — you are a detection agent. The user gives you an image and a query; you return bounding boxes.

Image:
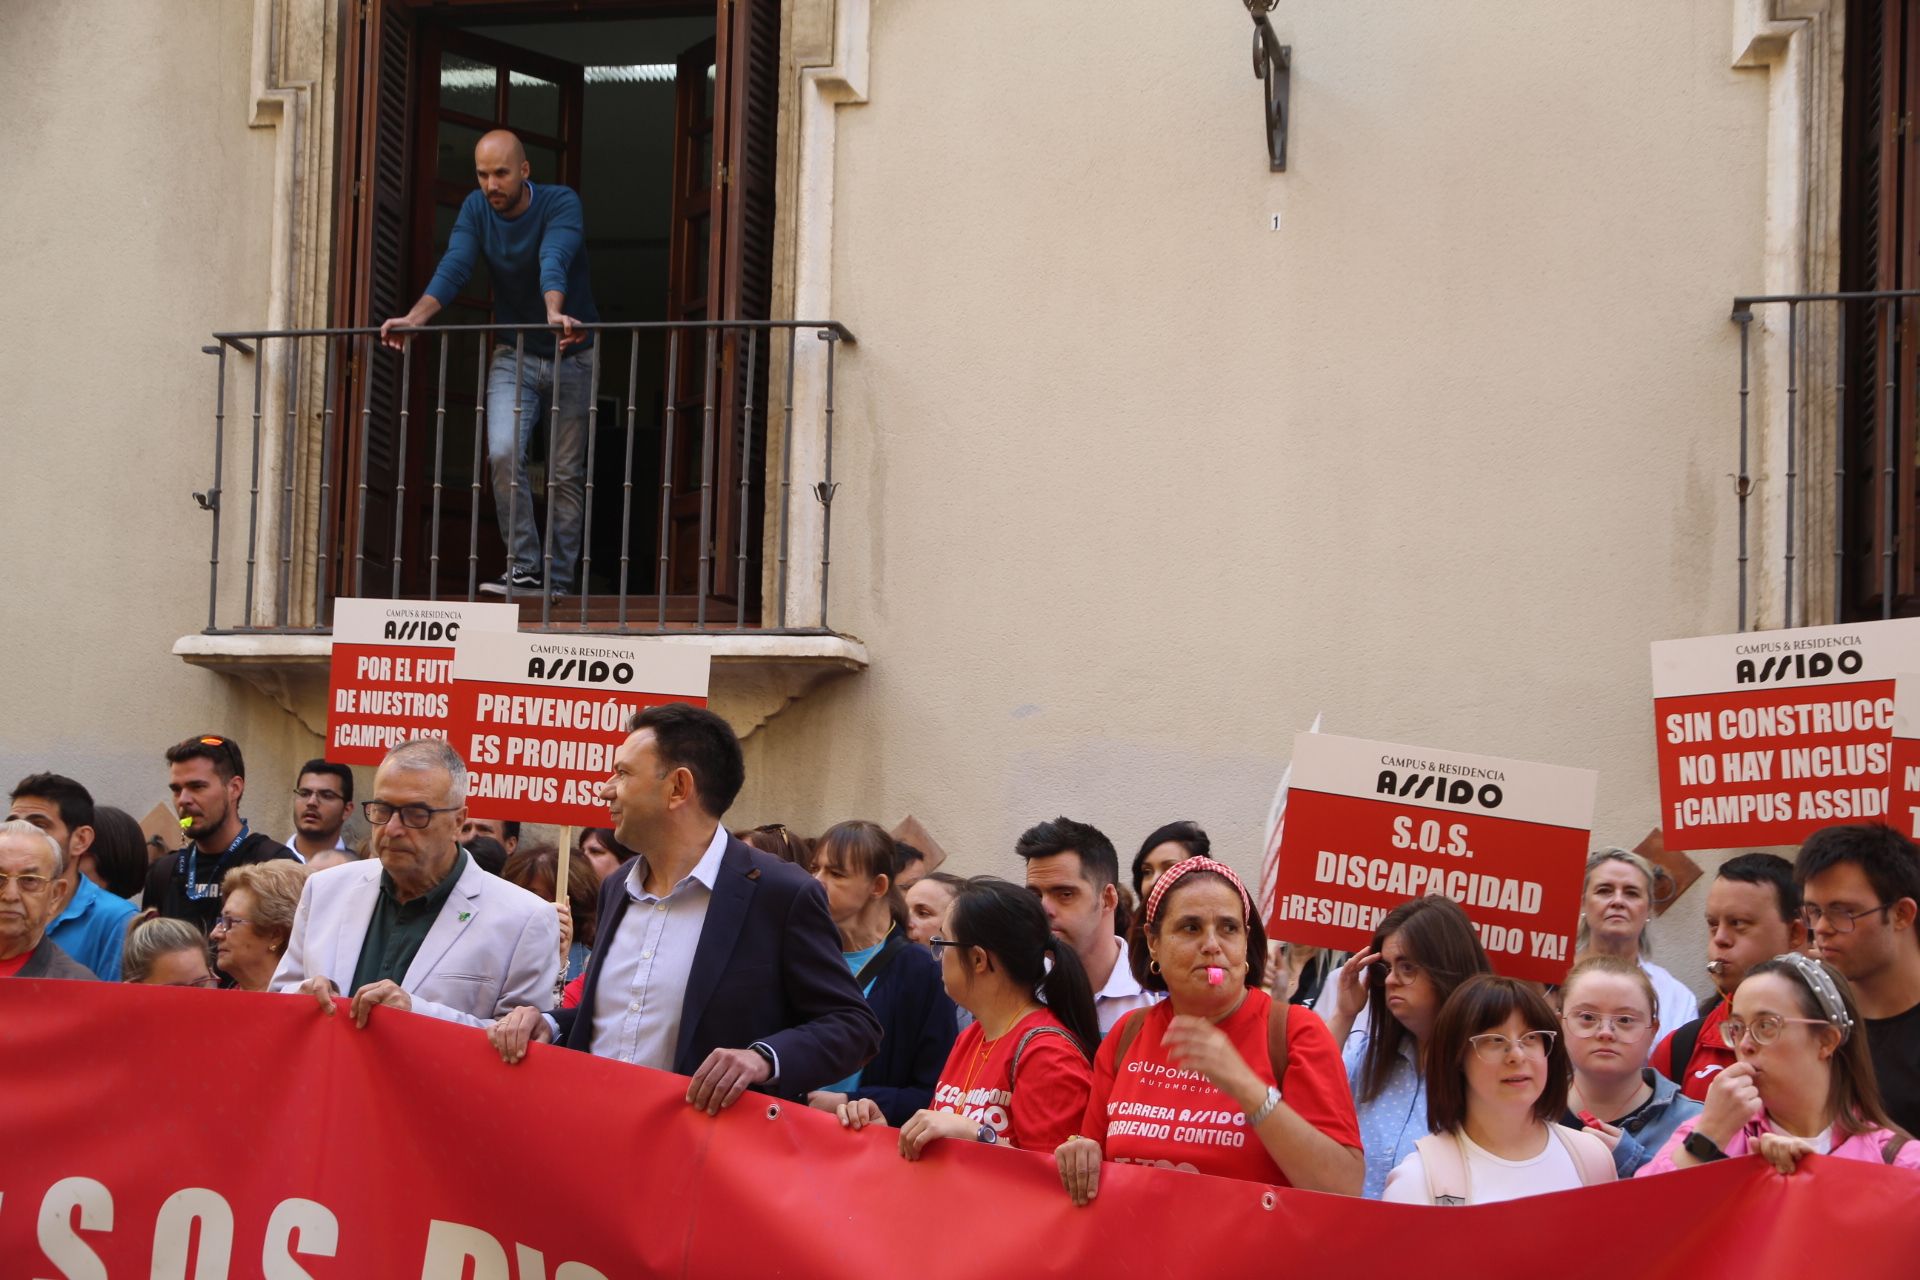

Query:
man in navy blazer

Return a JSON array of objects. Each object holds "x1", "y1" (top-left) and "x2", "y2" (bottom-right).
[{"x1": 490, "y1": 704, "x2": 879, "y2": 1109}]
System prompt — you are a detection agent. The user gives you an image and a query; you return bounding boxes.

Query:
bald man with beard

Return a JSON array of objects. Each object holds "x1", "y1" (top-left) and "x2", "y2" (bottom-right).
[{"x1": 384, "y1": 129, "x2": 600, "y2": 597}]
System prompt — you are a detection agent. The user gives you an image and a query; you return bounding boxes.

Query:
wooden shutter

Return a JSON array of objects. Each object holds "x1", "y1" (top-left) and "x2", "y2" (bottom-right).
[
  {"x1": 330, "y1": 0, "x2": 415, "y2": 600},
  {"x1": 711, "y1": 0, "x2": 781, "y2": 605},
  {"x1": 1842, "y1": 0, "x2": 1920, "y2": 616}
]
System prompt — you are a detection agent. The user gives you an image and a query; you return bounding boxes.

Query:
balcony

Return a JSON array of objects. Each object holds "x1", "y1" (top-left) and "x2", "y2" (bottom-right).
[{"x1": 174, "y1": 319, "x2": 867, "y2": 736}]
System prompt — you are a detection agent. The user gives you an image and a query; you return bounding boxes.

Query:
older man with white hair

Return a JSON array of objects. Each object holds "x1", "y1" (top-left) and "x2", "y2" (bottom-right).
[
  {"x1": 272, "y1": 739, "x2": 557, "y2": 1027},
  {"x1": 0, "y1": 819, "x2": 98, "y2": 980}
]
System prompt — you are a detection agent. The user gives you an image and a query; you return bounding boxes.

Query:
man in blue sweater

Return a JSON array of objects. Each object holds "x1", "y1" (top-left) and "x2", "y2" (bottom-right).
[{"x1": 383, "y1": 129, "x2": 600, "y2": 596}]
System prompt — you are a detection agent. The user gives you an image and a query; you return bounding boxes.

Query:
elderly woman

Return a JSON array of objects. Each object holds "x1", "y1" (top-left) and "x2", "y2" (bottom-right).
[
  {"x1": 1578, "y1": 848, "x2": 1698, "y2": 1032},
  {"x1": 215, "y1": 860, "x2": 310, "y2": 991},
  {"x1": 1639, "y1": 953, "x2": 1919, "y2": 1174},
  {"x1": 122, "y1": 916, "x2": 219, "y2": 987},
  {"x1": 1557, "y1": 954, "x2": 1701, "y2": 1176},
  {"x1": 1325, "y1": 895, "x2": 1492, "y2": 1197},
  {"x1": 1057, "y1": 858, "x2": 1364, "y2": 1202},
  {"x1": 1383, "y1": 975, "x2": 1616, "y2": 1204}
]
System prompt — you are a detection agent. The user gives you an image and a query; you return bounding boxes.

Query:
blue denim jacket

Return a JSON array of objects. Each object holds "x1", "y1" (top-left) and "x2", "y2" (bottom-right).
[{"x1": 1560, "y1": 1068, "x2": 1704, "y2": 1176}]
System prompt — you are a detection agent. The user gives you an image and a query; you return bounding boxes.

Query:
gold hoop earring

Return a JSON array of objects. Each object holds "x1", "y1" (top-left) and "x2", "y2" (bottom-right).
[{"x1": 1149, "y1": 959, "x2": 1161, "y2": 975}]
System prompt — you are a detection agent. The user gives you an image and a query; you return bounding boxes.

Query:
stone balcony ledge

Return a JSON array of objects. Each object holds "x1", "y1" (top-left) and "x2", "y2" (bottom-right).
[{"x1": 174, "y1": 631, "x2": 869, "y2": 740}]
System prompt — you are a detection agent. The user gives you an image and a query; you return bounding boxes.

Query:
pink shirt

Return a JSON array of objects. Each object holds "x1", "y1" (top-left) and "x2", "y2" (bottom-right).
[{"x1": 1637, "y1": 1114, "x2": 1920, "y2": 1175}]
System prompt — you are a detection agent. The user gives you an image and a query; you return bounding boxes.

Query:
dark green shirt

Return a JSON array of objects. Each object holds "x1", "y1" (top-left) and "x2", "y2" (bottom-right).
[{"x1": 350, "y1": 851, "x2": 469, "y2": 994}]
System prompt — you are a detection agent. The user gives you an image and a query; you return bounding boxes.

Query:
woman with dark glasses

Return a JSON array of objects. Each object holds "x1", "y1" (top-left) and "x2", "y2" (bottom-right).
[{"x1": 1638, "y1": 953, "x2": 1919, "y2": 1175}]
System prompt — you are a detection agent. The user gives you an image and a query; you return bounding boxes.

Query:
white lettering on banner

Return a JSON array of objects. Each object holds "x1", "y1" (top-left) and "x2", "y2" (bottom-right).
[
  {"x1": 472, "y1": 695, "x2": 639, "y2": 731},
  {"x1": 1670, "y1": 789, "x2": 1888, "y2": 830},
  {"x1": 503, "y1": 737, "x2": 615, "y2": 773},
  {"x1": 1713, "y1": 700, "x2": 1893, "y2": 740},
  {"x1": 420, "y1": 1220, "x2": 609, "y2": 1280},
  {"x1": 27, "y1": 1179, "x2": 342, "y2": 1280},
  {"x1": 1310, "y1": 851, "x2": 1545, "y2": 913},
  {"x1": 332, "y1": 724, "x2": 429, "y2": 751}
]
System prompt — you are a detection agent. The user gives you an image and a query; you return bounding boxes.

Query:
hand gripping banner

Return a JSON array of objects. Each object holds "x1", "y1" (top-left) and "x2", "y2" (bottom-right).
[{"x1": 4, "y1": 982, "x2": 1917, "y2": 1278}]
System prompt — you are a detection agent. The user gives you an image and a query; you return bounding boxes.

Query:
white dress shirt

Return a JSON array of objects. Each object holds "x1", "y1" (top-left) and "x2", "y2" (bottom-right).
[
  {"x1": 589, "y1": 823, "x2": 730, "y2": 1067},
  {"x1": 1092, "y1": 933, "x2": 1160, "y2": 1033}
]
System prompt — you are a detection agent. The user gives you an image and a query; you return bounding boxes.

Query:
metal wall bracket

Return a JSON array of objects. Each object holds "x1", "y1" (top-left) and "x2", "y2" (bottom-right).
[{"x1": 1249, "y1": 6, "x2": 1290, "y2": 171}]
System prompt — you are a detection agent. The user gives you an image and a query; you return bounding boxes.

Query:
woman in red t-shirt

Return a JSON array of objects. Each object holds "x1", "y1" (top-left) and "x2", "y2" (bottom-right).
[
  {"x1": 835, "y1": 877, "x2": 1099, "y2": 1154},
  {"x1": 1057, "y1": 858, "x2": 1365, "y2": 1201}
]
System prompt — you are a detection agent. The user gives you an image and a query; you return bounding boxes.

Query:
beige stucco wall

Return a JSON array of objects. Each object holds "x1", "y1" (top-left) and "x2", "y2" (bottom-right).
[
  {"x1": 736, "y1": 0, "x2": 1770, "y2": 989},
  {"x1": 0, "y1": 0, "x2": 322, "y2": 835},
  {"x1": 1, "y1": 0, "x2": 1786, "y2": 992}
]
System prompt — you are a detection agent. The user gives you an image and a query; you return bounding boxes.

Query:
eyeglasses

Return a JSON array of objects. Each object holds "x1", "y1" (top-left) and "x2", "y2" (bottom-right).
[
  {"x1": 928, "y1": 936, "x2": 964, "y2": 952},
  {"x1": 1467, "y1": 1030, "x2": 1558, "y2": 1062},
  {"x1": 160, "y1": 976, "x2": 222, "y2": 989},
  {"x1": 363, "y1": 801, "x2": 460, "y2": 829},
  {"x1": 211, "y1": 915, "x2": 251, "y2": 933},
  {"x1": 294, "y1": 787, "x2": 344, "y2": 803},
  {"x1": 0, "y1": 872, "x2": 54, "y2": 896},
  {"x1": 1720, "y1": 1014, "x2": 1831, "y2": 1048},
  {"x1": 1798, "y1": 902, "x2": 1895, "y2": 934},
  {"x1": 1373, "y1": 958, "x2": 1425, "y2": 984},
  {"x1": 1564, "y1": 1011, "x2": 1650, "y2": 1038}
]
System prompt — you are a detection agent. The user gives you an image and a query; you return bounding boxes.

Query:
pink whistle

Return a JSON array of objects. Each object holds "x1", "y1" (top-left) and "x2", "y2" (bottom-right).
[{"x1": 1206, "y1": 967, "x2": 1225, "y2": 986}]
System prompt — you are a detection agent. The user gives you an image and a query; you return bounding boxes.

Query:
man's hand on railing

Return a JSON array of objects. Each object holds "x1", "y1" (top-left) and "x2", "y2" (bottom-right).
[
  {"x1": 548, "y1": 307, "x2": 586, "y2": 351},
  {"x1": 380, "y1": 296, "x2": 443, "y2": 351}
]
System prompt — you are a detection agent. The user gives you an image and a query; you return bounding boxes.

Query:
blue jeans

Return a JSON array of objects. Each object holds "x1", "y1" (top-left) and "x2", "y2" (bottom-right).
[{"x1": 486, "y1": 345, "x2": 591, "y2": 587}]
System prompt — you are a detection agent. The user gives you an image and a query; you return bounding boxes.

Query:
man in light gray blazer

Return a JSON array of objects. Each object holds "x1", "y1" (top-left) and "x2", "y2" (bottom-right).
[{"x1": 272, "y1": 739, "x2": 557, "y2": 1027}]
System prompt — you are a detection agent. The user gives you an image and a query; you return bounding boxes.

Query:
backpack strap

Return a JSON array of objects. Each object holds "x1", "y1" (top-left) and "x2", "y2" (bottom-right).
[
  {"x1": 1111, "y1": 1008, "x2": 1149, "y2": 1065},
  {"x1": 1266, "y1": 991, "x2": 1291, "y2": 1088},
  {"x1": 1551, "y1": 1123, "x2": 1617, "y2": 1186},
  {"x1": 1009, "y1": 1025, "x2": 1077, "y2": 1086},
  {"x1": 1413, "y1": 1132, "x2": 1470, "y2": 1206},
  {"x1": 1884, "y1": 1133, "x2": 1911, "y2": 1165},
  {"x1": 851, "y1": 931, "x2": 910, "y2": 990},
  {"x1": 1666, "y1": 1014, "x2": 1705, "y2": 1086}
]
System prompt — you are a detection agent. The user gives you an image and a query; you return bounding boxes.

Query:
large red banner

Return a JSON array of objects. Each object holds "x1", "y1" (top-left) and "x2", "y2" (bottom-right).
[
  {"x1": 4, "y1": 982, "x2": 1918, "y2": 1277},
  {"x1": 445, "y1": 631, "x2": 710, "y2": 827},
  {"x1": 1651, "y1": 620, "x2": 1920, "y2": 851},
  {"x1": 1268, "y1": 733, "x2": 1597, "y2": 984}
]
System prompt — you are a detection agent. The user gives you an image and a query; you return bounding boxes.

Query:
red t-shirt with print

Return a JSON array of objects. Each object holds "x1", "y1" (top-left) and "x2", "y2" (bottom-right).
[
  {"x1": 930, "y1": 1008, "x2": 1093, "y2": 1152},
  {"x1": 1650, "y1": 1000, "x2": 1736, "y2": 1101},
  {"x1": 1083, "y1": 990, "x2": 1361, "y2": 1187},
  {"x1": 0, "y1": 950, "x2": 31, "y2": 979}
]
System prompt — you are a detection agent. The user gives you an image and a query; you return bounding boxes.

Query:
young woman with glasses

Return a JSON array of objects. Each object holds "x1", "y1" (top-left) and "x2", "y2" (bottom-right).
[
  {"x1": 1382, "y1": 974, "x2": 1616, "y2": 1204},
  {"x1": 1557, "y1": 955, "x2": 1701, "y2": 1175},
  {"x1": 1325, "y1": 895, "x2": 1492, "y2": 1197},
  {"x1": 834, "y1": 876, "x2": 1098, "y2": 1155},
  {"x1": 1638, "y1": 953, "x2": 1919, "y2": 1175}
]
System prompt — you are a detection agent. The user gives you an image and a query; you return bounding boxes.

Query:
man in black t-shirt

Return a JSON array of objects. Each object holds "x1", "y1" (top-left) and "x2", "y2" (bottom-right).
[
  {"x1": 1795, "y1": 824, "x2": 1920, "y2": 1136},
  {"x1": 145, "y1": 735, "x2": 295, "y2": 934}
]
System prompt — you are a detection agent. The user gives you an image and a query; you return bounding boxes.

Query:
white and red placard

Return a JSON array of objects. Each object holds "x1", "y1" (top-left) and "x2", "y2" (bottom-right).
[
  {"x1": 446, "y1": 630, "x2": 711, "y2": 826},
  {"x1": 1889, "y1": 674, "x2": 1920, "y2": 842},
  {"x1": 1650, "y1": 620, "x2": 1920, "y2": 852},
  {"x1": 1266, "y1": 732, "x2": 1597, "y2": 983},
  {"x1": 326, "y1": 599, "x2": 521, "y2": 764}
]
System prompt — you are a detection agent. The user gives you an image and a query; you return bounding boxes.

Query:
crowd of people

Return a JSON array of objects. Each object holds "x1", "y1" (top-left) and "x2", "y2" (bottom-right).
[{"x1": 5, "y1": 709, "x2": 1919, "y2": 1209}]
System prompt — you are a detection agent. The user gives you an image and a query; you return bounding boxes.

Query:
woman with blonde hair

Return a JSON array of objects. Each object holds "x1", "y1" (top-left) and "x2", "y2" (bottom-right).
[
  {"x1": 1577, "y1": 848, "x2": 1698, "y2": 1033},
  {"x1": 215, "y1": 860, "x2": 310, "y2": 991}
]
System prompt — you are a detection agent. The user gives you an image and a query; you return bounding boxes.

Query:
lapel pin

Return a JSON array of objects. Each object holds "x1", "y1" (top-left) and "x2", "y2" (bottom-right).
[
  {"x1": 746, "y1": 868, "x2": 761, "y2": 881},
  {"x1": 458, "y1": 911, "x2": 472, "y2": 922}
]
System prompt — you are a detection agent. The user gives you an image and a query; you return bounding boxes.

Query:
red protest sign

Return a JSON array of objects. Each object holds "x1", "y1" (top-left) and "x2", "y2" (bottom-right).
[
  {"x1": 1889, "y1": 675, "x2": 1920, "y2": 841},
  {"x1": 325, "y1": 599, "x2": 520, "y2": 764},
  {"x1": 1650, "y1": 620, "x2": 1920, "y2": 852},
  {"x1": 1267, "y1": 733, "x2": 1597, "y2": 983},
  {"x1": 446, "y1": 630, "x2": 710, "y2": 826}
]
